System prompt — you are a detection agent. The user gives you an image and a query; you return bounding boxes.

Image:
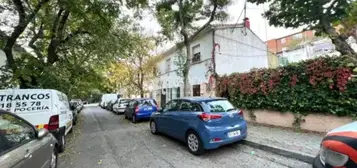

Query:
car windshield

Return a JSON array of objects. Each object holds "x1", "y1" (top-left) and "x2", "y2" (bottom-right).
[
  {"x1": 205, "y1": 100, "x2": 235, "y2": 112},
  {"x1": 120, "y1": 99, "x2": 130, "y2": 104}
]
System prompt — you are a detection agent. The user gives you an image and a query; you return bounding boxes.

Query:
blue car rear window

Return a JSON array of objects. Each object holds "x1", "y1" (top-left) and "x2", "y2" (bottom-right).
[{"x1": 204, "y1": 100, "x2": 235, "y2": 112}]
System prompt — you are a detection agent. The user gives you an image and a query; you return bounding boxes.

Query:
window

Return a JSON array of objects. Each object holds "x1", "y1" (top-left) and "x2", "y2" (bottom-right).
[
  {"x1": 204, "y1": 99, "x2": 235, "y2": 112},
  {"x1": 192, "y1": 85, "x2": 200, "y2": 96},
  {"x1": 129, "y1": 100, "x2": 135, "y2": 107},
  {"x1": 176, "y1": 87, "x2": 180, "y2": 98},
  {"x1": 293, "y1": 33, "x2": 302, "y2": 40},
  {"x1": 192, "y1": 45, "x2": 201, "y2": 63},
  {"x1": 0, "y1": 113, "x2": 35, "y2": 154},
  {"x1": 163, "y1": 100, "x2": 181, "y2": 112},
  {"x1": 179, "y1": 101, "x2": 202, "y2": 112},
  {"x1": 280, "y1": 38, "x2": 286, "y2": 44},
  {"x1": 166, "y1": 59, "x2": 171, "y2": 73}
]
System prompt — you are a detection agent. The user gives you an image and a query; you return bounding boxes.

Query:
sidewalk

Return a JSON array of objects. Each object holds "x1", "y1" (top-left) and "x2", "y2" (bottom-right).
[{"x1": 243, "y1": 123, "x2": 324, "y2": 163}]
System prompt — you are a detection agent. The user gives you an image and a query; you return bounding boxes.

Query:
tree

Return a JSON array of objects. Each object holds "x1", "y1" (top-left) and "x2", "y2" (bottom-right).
[
  {"x1": 248, "y1": 0, "x2": 356, "y2": 56},
  {"x1": 106, "y1": 35, "x2": 157, "y2": 98},
  {"x1": 155, "y1": 0, "x2": 231, "y2": 96},
  {"x1": 335, "y1": 1, "x2": 357, "y2": 41},
  {"x1": 1, "y1": 0, "x2": 148, "y2": 88}
]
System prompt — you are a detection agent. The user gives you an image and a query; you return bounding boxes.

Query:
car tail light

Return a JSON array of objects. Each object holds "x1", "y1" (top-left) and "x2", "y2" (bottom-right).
[
  {"x1": 135, "y1": 106, "x2": 139, "y2": 113},
  {"x1": 47, "y1": 115, "x2": 59, "y2": 130},
  {"x1": 198, "y1": 112, "x2": 222, "y2": 121},
  {"x1": 238, "y1": 110, "x2": 243, "y2": 116}
]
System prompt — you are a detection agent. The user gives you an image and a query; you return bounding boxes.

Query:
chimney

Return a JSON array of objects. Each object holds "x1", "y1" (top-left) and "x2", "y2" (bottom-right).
[{"x1": 244, "y1": 17, "x2": 250, "y2": 29}]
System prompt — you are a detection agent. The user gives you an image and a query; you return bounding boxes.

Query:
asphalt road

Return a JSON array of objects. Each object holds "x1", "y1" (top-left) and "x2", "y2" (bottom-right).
[{"x1": 58, "y1": 106, "x2": 312, "y2": 168}]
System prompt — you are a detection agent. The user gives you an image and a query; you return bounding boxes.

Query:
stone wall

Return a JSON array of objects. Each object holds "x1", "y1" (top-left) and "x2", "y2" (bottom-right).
[{"x1": 244, "y1": 109, "x2": 353, "y2": 133}]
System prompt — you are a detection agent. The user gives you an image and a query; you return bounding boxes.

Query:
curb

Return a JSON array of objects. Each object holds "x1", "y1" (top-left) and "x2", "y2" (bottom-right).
[{"x1": 242, "y1": 140, "x2": 315, "y2": 164}]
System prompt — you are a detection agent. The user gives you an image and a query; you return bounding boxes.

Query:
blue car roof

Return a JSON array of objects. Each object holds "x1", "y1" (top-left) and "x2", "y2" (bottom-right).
[{"x1": 179, "y1": 97, "x2": 227, "y2": 102}]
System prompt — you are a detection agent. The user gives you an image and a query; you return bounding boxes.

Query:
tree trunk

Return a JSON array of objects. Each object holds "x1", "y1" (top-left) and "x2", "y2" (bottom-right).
[
  {"x1": 183, "y1": 38, "x2": 191, "y2": 97},
  {"x1": 323, "y1": 22, "x2": 356, "y2": 56}
]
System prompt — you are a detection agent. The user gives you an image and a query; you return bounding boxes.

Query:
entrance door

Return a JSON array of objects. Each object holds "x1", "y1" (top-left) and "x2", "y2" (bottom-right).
[{"x1": 192, "y1": 85, "x2": 200, "y2": 96}]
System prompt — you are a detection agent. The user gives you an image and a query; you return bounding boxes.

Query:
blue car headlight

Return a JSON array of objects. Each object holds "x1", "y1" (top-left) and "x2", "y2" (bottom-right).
[{"x1": 319, "y1": 146, "x2": 349, "y2": 167}]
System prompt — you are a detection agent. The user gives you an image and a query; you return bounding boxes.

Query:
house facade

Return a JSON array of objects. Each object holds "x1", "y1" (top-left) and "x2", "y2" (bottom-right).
[
  {"x1": 267, "y1": 30, "x2": 357, "y2": 66},
  {"x1": 149, "y1": 24, "x2": 269, "y2": 106}
]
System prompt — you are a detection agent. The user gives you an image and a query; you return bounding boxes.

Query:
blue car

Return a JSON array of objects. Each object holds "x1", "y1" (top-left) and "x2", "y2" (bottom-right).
[
  {"x1": 124, "y1": 98, "x2": 158, "y2": 123},
  {"x1": 149, "y1": 97, "x2": 247, "y2": 155}
]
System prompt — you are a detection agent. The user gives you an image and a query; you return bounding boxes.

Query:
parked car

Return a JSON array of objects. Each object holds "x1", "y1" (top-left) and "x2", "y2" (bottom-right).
[
  {"x1": 69, "y1": 102, "x2": 79, "y2": 125},
  {"x1": 313, "y1": 121, "x2": 357, "y2": 168},
  {"x1": 70, "y1": 99, "x2": 83, "y2": 112},
  {"x1": 149, "y1": 97, "x2": 247, "y2": 155},
  {"x1": 0, "y1": 110, "x2": 59, "y2": 168},
  {"x1": 113, "y1": 98, "x2": 131, "y2": 114},
  {"x1": 124, "y1": 98, "x2": 158, "y2": 123},
  {"x1": 100, "y1": 94, "x2": 118, "y2": 109},
  {"x1": 106, "y1": 99, "x2": 117, "y2": 111},
  {"x1": 0, "y1": 89, "x2": 73, "y2": 152}
]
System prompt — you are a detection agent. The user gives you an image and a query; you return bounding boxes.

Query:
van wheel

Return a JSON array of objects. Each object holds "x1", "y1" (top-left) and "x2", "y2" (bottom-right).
[{"x1": 58, "y1": 134, "x2": 66, "y2": 153}]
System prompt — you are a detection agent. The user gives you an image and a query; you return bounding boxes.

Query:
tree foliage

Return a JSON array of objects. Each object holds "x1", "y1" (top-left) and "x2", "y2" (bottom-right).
[
  {"x1": 0, "y1": 0, "x2": 148, "y2": 98},
  {"x1": 248, "y1": 0, "x2": 356, "y2": 56},
  {"x1": 105, "y1": 35, "x2": 158, "y2": 98}
]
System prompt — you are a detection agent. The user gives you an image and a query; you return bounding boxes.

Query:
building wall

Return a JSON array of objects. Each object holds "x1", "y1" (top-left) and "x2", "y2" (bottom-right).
[
  {"x1": 267, "y1": 30, "x2": 315, "y2": 54},
  {"x1": 214, "y1": 28, "x2": 269, "y2": 74},
  {"x1": 151, "y1": 31, "x2": 213, "y2": 105}
]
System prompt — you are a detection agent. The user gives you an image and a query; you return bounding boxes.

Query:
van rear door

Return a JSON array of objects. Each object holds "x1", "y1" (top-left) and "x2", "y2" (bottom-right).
[{"x1": 0, "y1": 89, "x2": 52, "y2": 128}]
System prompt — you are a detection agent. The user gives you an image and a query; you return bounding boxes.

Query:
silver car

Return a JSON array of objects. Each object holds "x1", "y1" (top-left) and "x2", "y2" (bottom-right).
[{"x1": 0, "y1": 110, "x2": 59, "y2": 168}]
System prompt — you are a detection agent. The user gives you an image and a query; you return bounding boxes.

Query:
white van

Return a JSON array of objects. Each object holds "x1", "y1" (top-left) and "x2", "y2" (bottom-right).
[
  {"x1": 0, "y1": 89, "x2": 73, "y2": 152},
  {"x1": 100, "y1": 93, "x2": 118, "y2": 108}
]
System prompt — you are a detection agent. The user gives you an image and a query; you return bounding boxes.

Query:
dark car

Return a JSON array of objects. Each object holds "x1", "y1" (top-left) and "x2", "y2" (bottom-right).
[
  {"x1": 70, "y1": 99, "x2": 83, "y2": 112},
  {"x1": 69, "y1": 102, "x2": 79, "y2": 125},
  {"x1": 106, "y1": 99, "x2": 117, "y2": 111},
  {"x1": 149, "y1": 97, "x2": 247, "y2": 155},
  {"x1": 124, "y1": 98, "x2": 158, "y2": 123}
]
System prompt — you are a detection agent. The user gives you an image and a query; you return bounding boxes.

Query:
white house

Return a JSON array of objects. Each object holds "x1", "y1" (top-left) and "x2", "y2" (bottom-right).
[{"x1": 149, "y1": 23, "x2": 269, "y2": 106}]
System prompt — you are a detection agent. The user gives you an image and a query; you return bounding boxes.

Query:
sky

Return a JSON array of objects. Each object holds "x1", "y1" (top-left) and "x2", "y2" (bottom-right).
[{"x1": 139, "y1": 0, "x2": 304, "y2": 54}]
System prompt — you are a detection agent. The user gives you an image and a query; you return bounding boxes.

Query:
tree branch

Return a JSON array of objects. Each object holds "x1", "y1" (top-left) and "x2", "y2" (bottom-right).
[
  {"x1": 192, "y1": 2, "x2": 218, "y2": 38},
  {"x1": 61, "y1": 30, "x2": 90, "y2": 43},
  {"x1": 4, "y1": 0, "x2": 49, "y2": 71},
  {"x1": 326, "y1": 0, "x2": 338, "y2": 15},
  {"x1": 29, "y1": 22, "x2": 44, "y2": 58},
  {"x1": 47, "y1": 9, "x2": 70, "y2": 64}
]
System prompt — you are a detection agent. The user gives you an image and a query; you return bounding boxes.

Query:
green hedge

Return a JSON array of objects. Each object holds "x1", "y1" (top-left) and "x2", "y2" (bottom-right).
[{"x1": 216, "y1": 55, "x2": 357, "y2": 116}]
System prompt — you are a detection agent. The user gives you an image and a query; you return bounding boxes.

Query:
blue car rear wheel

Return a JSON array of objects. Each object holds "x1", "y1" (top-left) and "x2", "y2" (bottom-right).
[{"x1": 186, "y1": 131, "x2": 204, "y2": 155}]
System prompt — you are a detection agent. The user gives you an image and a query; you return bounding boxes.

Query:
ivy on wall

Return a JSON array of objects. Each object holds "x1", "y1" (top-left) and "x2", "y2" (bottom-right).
[{"x1": 216, "y1": 55, "x2": 357, "y2": 117}]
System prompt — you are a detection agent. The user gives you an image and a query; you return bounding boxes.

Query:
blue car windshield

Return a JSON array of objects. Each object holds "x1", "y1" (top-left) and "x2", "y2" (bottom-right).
[{"x1": 205, "y1": 100, "x2": 235, "y2": 112}]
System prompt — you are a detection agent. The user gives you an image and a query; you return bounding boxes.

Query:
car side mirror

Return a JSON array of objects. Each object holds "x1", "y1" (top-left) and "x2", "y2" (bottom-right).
[{"x1": 37, "y1": 128, "x2": 49, "y2": 139}]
